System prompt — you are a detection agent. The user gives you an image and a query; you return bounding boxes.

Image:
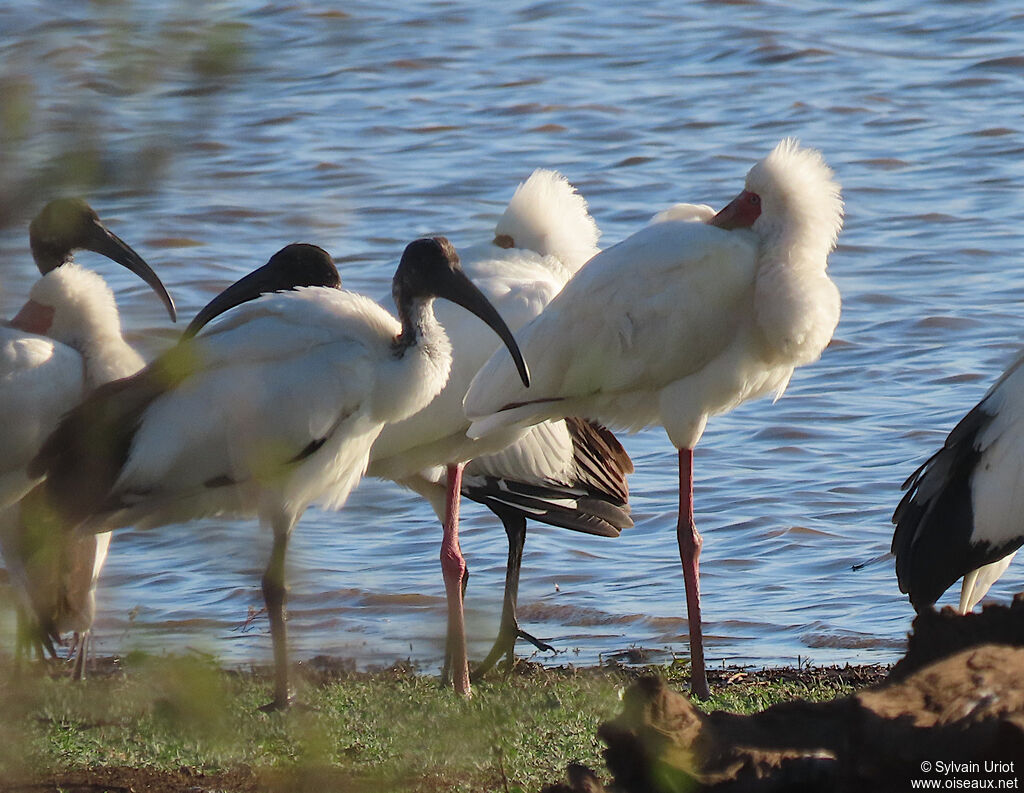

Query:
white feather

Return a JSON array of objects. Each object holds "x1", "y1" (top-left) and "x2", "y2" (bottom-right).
[
  {"x1": 112, "y1": 287, "x2": 450, "y2": 528},
  {"x1": 0, "y1": 265, "x2": 144, "y2": 509},
  {"x1": 967, "y1": 355, "x2": 1024, "y2": 551},
  {"x1": 465, "y1": 138, "x2": 843, "y2": 451},
  {"x1": 368, "y1": 168, "x2": 599, "y2": 480}
]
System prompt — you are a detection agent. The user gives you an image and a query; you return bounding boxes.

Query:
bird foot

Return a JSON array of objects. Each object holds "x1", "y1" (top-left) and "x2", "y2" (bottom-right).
[
  {"x1": 258, "y1": 689, "x2": 303, "y2": 713},
  {"x1": 517, "y1": 627, "x2": 555, "y2": 654},
  {"x1": 472, "y1": 624, "x2": 557, "y2": 681},
  {"x1": 259, "y1": 698, "x2": 315, "y2": 713}
]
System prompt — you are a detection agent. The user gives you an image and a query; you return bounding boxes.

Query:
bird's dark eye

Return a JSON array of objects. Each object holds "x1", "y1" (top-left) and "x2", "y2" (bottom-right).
[{"x1": 749, "y1": 194, "x2": 760, "y2": 205}]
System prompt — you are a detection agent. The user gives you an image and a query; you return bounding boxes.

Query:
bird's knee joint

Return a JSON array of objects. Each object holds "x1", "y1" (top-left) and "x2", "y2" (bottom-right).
[
  {"x1": 677, "y1": 525, "x2": 702, "y2": 554},
  {"x1": 440, "y1": 548, "x2": 467, "y2": 578}
]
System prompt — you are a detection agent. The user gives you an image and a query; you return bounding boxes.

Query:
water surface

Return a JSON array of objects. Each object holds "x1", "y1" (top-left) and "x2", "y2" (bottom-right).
[{"x1": 1, "y1": 0, "x2": 1023, "y2": 673}]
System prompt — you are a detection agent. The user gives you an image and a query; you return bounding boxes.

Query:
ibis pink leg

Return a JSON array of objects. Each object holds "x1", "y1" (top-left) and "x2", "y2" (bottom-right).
[
  {"x1": 677, "y1": 448, "x2": 710, "y2": 699},
  {"x1": 441, "y1": 462, "x2": 471, "y2": 697}
]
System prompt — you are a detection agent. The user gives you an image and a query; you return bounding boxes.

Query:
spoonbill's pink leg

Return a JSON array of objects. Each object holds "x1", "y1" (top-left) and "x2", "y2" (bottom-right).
[{"x1": 677, "y1": 448, "x2": 709, "y2": 699}]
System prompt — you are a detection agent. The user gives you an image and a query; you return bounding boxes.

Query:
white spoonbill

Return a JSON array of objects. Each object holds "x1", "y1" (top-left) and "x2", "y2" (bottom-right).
[
  {"x1": 0, "y1": 197, "x2": 176, "y2": 675},
  {"x1": 30, "y1": 239, "x2": 529, "y2": 710},
  {"x1": 893, "y1": 354, "x2": 1024, "y2": 613},
  {"x1": 464, "y1": 139, "x2": 843, "y2": 698},
  {"x1": 366, "y1": 169, "x2": 602, "y2": 695}
]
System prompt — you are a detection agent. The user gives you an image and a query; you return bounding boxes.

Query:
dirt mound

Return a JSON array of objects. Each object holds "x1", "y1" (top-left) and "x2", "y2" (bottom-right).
[
  {"x1": 544, "y1": 599, "x2": 1024, "y2": 792},
  {"x1": 890, "y1": 593, "x2": 1024, "y2": 680}
]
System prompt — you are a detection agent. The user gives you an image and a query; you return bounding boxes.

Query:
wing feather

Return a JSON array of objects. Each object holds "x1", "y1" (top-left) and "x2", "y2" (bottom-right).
[
  {"x1": 464, "y1": 221, "x2": 757, "y2": 429},
  {"x1": 893, "y1": 356, "x2": 1024, "y2": 609},
  {"x1": 32, "y1": 287, "x2": 393, "y2": 527},
  {"x1": 0, "y1": 332, "x2": 83, "y2": 507}
]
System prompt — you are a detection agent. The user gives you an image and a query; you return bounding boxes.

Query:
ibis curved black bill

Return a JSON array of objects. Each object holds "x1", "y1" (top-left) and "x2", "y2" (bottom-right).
[
  {"x1": 183, "y1": 244, "x2": 340, "y2": 340},
  {"x1": 438, "y1": 268, "x2": 531, "y2": 389},
  {"x1": 87, "y1": 222, "x2": 177, "y2": 322}
]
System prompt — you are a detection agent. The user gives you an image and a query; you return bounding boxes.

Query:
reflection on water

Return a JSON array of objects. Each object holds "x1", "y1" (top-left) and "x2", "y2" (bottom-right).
[{"x1": 1, "y1": 0, "x2": 1023, "y2": 673}]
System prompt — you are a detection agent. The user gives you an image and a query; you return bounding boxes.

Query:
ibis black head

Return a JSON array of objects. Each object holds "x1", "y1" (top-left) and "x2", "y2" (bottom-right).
[
  {"x1": 29, "y1": 197, "x2": 177, "y2": 321},
  {"x1": 392, "y1": 237, "x2": 462, "y2": 304},
  {"x1": 183, "y1": 243, "x2": 341, "y2": 339},
  {"x1": 393, "y1": 236, "x2": 530, "y2": 388}
]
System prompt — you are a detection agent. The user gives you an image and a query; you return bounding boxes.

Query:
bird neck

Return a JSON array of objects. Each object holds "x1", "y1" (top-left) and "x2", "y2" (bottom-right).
[
  {"x1": 30, "y1": 238, "x2": 73, "y2": 274},
  {"x1": 761, "y1": 190, "x2": 840, "y2": 270},
  {"x1": 755, "y1": 214, "x2": 831, "y2": 278},
  {"x1": 393, "y1": 295, "x2": 445, "y2": 357},
  {"x1": 37, "y1": 267, "x2": 140, "y2": 385},
  {"x1": 752, "y1": 219, "x2": 840, "y2": 366},
  {"x1": 80, "y1": 328, "x2": 142, "y2": 387},
  {"x1": 378, "y1": 295, "x2": 454, "y2": 424}
]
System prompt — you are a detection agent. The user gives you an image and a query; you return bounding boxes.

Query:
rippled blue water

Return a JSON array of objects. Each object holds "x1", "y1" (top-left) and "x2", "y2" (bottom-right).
[{"x1": 2, "y1": 0, "x2": 1023, "y2": 673}]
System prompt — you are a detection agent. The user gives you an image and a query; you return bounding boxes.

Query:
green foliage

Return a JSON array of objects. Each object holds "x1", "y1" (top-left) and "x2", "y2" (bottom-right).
[
  {"x1": 0, "y1": 656, "x2": 874, "y2": 792},
  {"x1": 0, "y1": 9, "x2": 251, "y2": 230}
]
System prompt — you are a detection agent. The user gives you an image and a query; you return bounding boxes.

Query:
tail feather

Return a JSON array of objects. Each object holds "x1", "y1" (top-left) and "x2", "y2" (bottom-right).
[
  {"x1": 891, "y1": 400, "x2": 1018, "y2": 610},
  {"x1": 463, "y1": 475, "x2": 630, "y2": 538},
  {"x1": 463, "y1": 417, "x2": 632, "y2": 539},
  {"x1": 564, "y1": 417, "x2": 632, "y2": 505}
]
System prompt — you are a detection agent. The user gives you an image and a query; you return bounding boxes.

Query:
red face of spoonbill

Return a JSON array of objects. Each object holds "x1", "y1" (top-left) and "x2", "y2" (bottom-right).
[
  {"x1": 709, "y1": 190, "x2": 762, "y2": 230},
  {"x1": 9, "y1": 300, "x2": 56, "y2": 335}
]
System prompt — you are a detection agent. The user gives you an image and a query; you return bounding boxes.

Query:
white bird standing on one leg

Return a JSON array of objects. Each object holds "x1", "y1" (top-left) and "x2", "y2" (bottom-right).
[
  {"x1": 0, "y1": 198, "x2": 176, "y2": 675},
  {"x1": 893, "y1": 354, "x2": 1024, "y2": 614},
  {"x1": 30, "y1": 239, "x2": 529, "y2": 710},
  {"x1": 464, "y1": 139, "x2": 843, "y2": 698}
]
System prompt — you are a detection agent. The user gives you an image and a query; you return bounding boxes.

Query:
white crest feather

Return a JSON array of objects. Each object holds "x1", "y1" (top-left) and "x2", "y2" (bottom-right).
[{"x1": 495, "y1": 169, "x2": 600, "y2": 272}]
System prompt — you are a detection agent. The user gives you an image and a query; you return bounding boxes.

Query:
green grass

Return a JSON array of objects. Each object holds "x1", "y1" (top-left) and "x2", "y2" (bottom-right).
[{"x1": 0, "y1": 654, "x2": 883, "y2": 793}]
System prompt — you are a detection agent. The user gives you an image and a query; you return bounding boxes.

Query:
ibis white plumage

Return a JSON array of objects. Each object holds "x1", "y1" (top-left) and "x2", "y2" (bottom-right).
[
  {"x1": 0, "y1": 198, "x2": 176, "y2": 674},
  {"x1": 0, "y1": 199, "x2": 176, "y2": 510},
  {"x1": 366, "y1": 169, "x2": 605, "y2": 695},
  {"x1": 369, "y1": 169, "x2": 600, "y2": 478},
  {"x1": 30, "y1": 239, "x2": 529, "y2": 710},
  {"x1": 893, "y1": 353, "x2": 1024, "y2": 613},
  {"x1": 464, "y1": 139, "x2": 843, "y2": 698}
]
